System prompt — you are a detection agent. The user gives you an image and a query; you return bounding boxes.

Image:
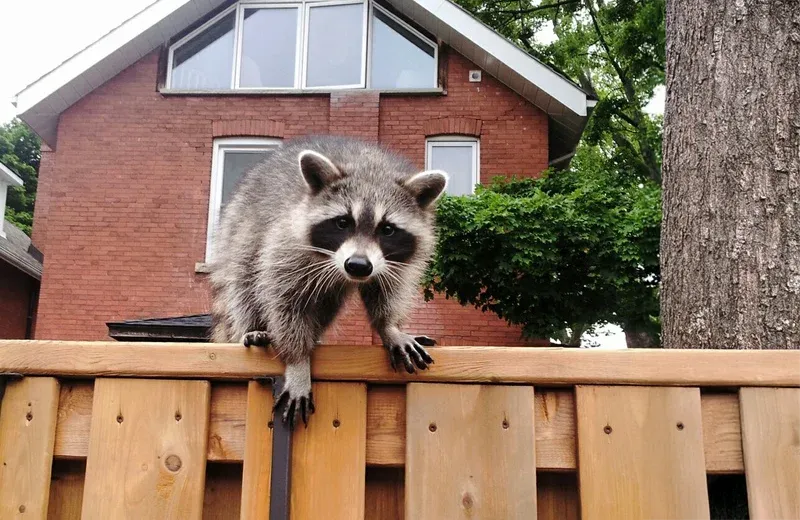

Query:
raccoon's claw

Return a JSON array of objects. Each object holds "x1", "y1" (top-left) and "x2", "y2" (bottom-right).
[
  {"x1": 243, "y1": 331, "x2": 270, "y2": 347},
  {"x1": 387, "y1": 335, "x2": 435, "y2": 373},
  {"x1": 414, "y1": 335, "x2": 437, "y2": 347},
  {"x1": 273, "y1": 389, "x2": 315, "y2": 429}
]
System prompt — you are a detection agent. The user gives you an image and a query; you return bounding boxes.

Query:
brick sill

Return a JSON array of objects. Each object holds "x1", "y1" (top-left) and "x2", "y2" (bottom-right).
[
  {"x1": 195, "y1": 262, "x2": 212, "y2": 274},
  {"x1": 160, "y1": 87, "x2": 445, "y2": 97}
]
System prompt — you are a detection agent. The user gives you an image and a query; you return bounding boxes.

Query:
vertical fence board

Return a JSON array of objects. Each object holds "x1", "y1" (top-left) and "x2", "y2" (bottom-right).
[
  {"x1": 48, "y1": 460, "x2": 85, "y2": 520},
  {"x1": 204, "y1": 463, "x2": 243, "y2": 519},
  {"x1": 405, "y1": 383, "x2": 536, "y2": 520},
  {"x1": 739, "y1": 387, "x2": 800, "y2": 519},
  {"x1": 576, "y1": 386, "x2": 709, "y2": 520},
  {"x1": 365, "y1": 467, "x2": 404, "y2": 520},
  {"x1": 537, "y1": 473, "x2": 579, "y2": 520},
  {"x1": 81, "y1": 379, "x2": 210, "y2": 519},
  {"x1": 0, "y1": 377, "x2": 60, "y2": 519},
  {"x1": 240, "y1": 381, "x2": 274, "y2": 519},
  {"x1": 290, "y1": 382, "x2": 367, "y2": 519}
]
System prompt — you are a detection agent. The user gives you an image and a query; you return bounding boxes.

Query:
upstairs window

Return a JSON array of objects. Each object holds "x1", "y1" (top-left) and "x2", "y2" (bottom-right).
[
  {"x1": 206, "y1": 138, "x2": 282, "y2": 261},
  {"x1": 426, "y1": 136, "x2": 480, "y2": 196},
  {"x1": 369, "y1": 3, "x2": 437, "y2": 89},
  {"x1": 167, "y1": 0, "x2": 436, "y2": 91}
]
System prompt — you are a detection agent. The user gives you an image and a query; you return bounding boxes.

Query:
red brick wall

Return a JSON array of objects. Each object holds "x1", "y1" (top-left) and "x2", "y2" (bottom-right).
[
  {"x1": 0, "y1": 261, "x2": 35, "y2": 339},
  {"x1": 32, "y1": 46, "x2": 549, "y2": 346}
]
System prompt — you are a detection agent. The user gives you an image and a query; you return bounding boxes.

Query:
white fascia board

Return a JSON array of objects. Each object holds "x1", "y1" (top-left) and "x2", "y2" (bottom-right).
[
  {"x1": 411, "y1": 0, "x2": 589, "y2": 116},
  {"x1": 0, "y1": 162, "x2": 24, "y2": 187},
  {"x1": 13, "y1": 0, "x2": 195, "y2": 114}
]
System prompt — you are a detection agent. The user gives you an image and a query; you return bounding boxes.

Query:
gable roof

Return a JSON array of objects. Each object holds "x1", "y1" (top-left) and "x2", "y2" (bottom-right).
[
  {"x1": 0, "y1": 219, "x2": 43, "y2": 280},
  {"x1": 0, "y1": 162, "x2": 24, "y2": 187},
  {"x1": 14, "y1": 0, "x2": 595, "y2": 159}
]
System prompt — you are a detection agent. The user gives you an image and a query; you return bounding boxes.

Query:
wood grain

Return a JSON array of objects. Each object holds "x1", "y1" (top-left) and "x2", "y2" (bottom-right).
[
  {"x1": 240, "y1": 381, "x2": 274, "y2": 519},
  {"x1": 739, "y1": 387, "x2": 800, "y2": 519},
  {"x1": 290, "y1": 382, "x2": 367, "y2": 519},
  {"x1": 50, "y1": 384, "x2": 747, "y2": 473},
  {"x1": 535, "y1": 390, "x2": 576, "y2": 471},
  {"x1": 2, "y1": 340, "x2": 799, "y2": 386},
  {"x1": 81, "y1": 378, "x2": 210, "y2": 519},
  {"x1": 365, "y1": 467, "x2": 404, "y2": 520},
  {"x1": 576, "y1": 385, "x2": 710, "y2": 520},
  {"x1": 0, "y1": 376, "x2": 60, "y2": 519},
  {"x1": 702, "y1": 392, "x2": 744, "y2": 473},
  {"x1": 537, "y1": 473, "x2": 579, "y2": 520},
  {"x1": 48, "y1": 460, "x2": 85, "y2": 520},
  {"x1": 204, "y1": 463, "x2": 243, "y2": 520},
  {"x1": 47, "y1": 460, "x2": 86, "y2": 520},
  {"x1": 208, "y1": 383, "x2": 247, "y2": 462},
  {"x1": 54, "y1": 381, "x2": 93, "y2": 459},
  {"x1": 366, "y1": 386, "x2": 405, "y2": 467},
  {"x1": 405, "y1": 383, "x2": 536, "y2": 519}
]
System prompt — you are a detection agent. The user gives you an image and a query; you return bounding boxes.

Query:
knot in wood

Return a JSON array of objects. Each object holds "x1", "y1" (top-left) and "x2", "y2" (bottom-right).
[
  {"x1": 462, "y1": 492, "x2": 474, "y2": 509},
  {"x1": 428, "y1": 423, "x2": 437, "y2": 432},
  {"x1": 165, "y1": 454, "x2": 182, "y2": 472},
  {"x1": 603, "y1": 425, "x2": 612, "y2": 434}
]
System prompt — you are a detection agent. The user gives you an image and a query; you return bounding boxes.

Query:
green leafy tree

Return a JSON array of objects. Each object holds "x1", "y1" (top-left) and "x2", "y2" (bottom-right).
[
  {"x1": 457, "y1": 0, "x2": 665, "y2": 183},
  {"x1": 1, "y1": 119, "x2": 41, "y2": 235},
  {"x1": 424, "y1": 147, "x2": 661, "y2": 346}
]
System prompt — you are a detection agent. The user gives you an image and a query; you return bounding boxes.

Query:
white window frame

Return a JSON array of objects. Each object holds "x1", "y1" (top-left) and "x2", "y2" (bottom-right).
[
  {"x1": 205, "y1": 137, "x2": 282, "y2": 261},
  {"x1": 301, "y1": 0, "x2": 369, "y2": 90},
  {"x1": 166, "y1": 4, "x2": 240, "y2": 90},
  {"x1": 366, "y1": 2, "x2": 438, "y2": 89},
  {"x1": 234, "y1": 3, "x2": 305, "y2": 89},
  {"x1": 166, "y1": 0, "x2": 435, "y2": 91},
  {"x1": 425, "y1": 136, "x2": 480, "y2": 195}
]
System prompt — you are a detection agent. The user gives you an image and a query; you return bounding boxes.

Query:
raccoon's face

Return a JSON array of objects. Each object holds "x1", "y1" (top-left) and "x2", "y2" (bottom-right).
[{"x1": 298, "y1": 149, "x2": 447, "y2": 283}]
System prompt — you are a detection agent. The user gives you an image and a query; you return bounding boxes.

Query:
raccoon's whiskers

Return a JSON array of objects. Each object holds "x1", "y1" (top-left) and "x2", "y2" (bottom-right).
[{"x1": 294, "y1": 245, "x2": 336, "y2": 256}]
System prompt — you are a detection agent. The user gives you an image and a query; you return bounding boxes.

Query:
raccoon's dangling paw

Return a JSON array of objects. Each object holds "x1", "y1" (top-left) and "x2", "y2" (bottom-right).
[
  {"x1": 386, "y1": 334, "x2": 435, "y2": 374},
  {"x1": 242, "y1": 331, "x2": 271, "y2": 347},
  {"x1": 273, "y1": 389, "x2": 315, "y2": 429}
]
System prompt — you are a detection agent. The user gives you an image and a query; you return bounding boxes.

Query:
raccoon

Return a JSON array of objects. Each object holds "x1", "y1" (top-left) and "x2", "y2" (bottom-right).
[{"x1": 209, "y1": 135, "x2": 448, "y2": 428}]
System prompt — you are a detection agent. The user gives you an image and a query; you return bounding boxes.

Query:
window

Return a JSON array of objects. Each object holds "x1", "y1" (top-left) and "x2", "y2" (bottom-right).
[
  {"x1": 170, "y1": 10, "x2": 236, "y2": 89},
  {"x1": 238, "y1": 6, "x2": 301, "y2": 88},
  {"x1": 167, "y1": 0, "x2": 435, "y2": 91},
  {"x1": 426, "y1": 137, "x2": 479, "y2": 196},
  {"x1": 206, "y1": 138, "x2": 282, "y2": 260},
  {"x1": 305, "y1": 2, "x2": 366, "y2": 88},
  {"x1": 369, "y1": 4, "x2": 437, "y2": 89}
]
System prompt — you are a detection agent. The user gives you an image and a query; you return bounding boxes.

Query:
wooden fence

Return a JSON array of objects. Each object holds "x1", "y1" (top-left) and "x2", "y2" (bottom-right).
[{"x1": 0, "y1": 340, "x2": 798, "y2": 519}]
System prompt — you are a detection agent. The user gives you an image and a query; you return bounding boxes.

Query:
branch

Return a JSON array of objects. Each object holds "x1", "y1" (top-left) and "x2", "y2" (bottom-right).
[
  {"x1": 583, "y1": 0, "x2": 633, "y2": 101},
  {"x1": 482, "y1": 0, "x2": 579, "y2": 17}
]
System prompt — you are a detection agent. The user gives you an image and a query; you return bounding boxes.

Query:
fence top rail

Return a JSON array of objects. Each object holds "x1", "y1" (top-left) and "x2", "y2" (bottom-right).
[{"x1": 0, "y1": 340, "x2": 798, "y2": 386}]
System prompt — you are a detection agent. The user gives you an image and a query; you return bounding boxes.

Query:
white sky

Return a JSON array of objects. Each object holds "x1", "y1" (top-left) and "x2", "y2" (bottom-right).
[{"x1": 1, "y1": 2, "x2": 663, "y2": 348}]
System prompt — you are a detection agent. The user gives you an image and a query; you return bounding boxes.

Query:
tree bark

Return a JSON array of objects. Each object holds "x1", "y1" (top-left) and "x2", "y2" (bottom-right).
[{"x1": 661, "y1": 1, "x2": 800, "y2": 349}]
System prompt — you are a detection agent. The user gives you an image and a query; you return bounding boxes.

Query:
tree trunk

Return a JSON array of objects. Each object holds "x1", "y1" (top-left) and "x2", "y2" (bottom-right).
[
  {"x1": 661, "y1": 1, "x2": 800, "y2": 349},
  {"x1": 624, "y1": 330, "x2": 658, "y2": 349}
]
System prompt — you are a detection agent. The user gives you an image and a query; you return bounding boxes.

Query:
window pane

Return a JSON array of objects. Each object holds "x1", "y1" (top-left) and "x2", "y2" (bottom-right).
[
  {"x1": 430, "y1": 145, "x2": 475, "y2": 196},
  {"x1": 221, "y1": 150, "x2": 271, "y2": 205},
  {"x1": 171, "y1": 12, "x2": 235, "y2": 89},
  {"x1": 370, "y1": 9, "x2": 435, "y2": 89},
  {"x1": 240, "y1": 8, "x2": 299, "y2": 88},
  {"x1": 306, "y1": 3, "x2": 364, "y2": 87}
]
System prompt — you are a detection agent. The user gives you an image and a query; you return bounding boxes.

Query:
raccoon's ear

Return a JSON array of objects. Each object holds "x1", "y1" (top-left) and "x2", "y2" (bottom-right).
[
  {"x1": 404, "y1": 170, "x2": 448, "y2": 209},
  {"x1": 298, "y1": 150, "x2": 343, "y2": 194}
]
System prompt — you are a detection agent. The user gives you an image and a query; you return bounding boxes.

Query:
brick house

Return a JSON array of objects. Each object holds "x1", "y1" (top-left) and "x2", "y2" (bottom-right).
[
  {"x1": 0, "y1": 162, "x2": 42, "y2": 339},
  {"x1": 13, "y1": 0, "x2": 594, "y2": 345}
]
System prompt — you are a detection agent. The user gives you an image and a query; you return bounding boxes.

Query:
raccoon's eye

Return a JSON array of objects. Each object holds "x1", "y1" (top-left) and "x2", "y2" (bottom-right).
[
  {"x1": 336, "y1": 217, "x2": 351, "y2": 230},
  {"x1": 380, "y1": 224, "x2": 396, "y2": 237}
]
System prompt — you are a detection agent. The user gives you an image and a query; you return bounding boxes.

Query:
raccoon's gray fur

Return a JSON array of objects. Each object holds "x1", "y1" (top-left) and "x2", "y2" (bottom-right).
[{"x1": 209, "y1": 135, "x2": 448, "y2": 427}]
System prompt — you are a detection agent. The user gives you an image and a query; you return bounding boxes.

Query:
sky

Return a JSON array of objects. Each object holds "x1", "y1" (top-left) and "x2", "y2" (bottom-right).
[{"x1": 1, "y1": 1, "x2": 664, "y2": 348}]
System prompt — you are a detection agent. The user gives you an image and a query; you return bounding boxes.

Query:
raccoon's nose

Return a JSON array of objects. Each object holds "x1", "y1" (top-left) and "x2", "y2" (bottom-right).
[{"x1": 344, "y1": 255, "x2": 373, "y2": 278}]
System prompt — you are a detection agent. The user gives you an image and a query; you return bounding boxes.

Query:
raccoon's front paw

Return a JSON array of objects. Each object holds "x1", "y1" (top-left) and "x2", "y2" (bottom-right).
[
  {"x1": 242, "y1": 331, "x2": 270, "y2": 347},
  {"x1": 385, "y1": 334, "x2": 435, "y2": 374},
  {"x1": 273, "y1": 388, "x2": 314, "y2": 429}
]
